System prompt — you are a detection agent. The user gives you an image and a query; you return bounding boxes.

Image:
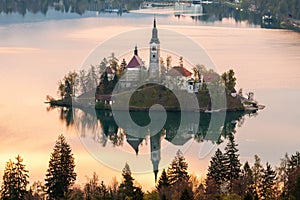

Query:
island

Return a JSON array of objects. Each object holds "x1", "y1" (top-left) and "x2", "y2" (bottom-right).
[{"x1": 47, "y1": 19, "x2": 265, "y2": 113}]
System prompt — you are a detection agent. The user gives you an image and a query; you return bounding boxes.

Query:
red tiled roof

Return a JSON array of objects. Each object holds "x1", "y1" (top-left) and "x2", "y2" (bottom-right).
[
  {"x1": 126, "y1": 55, "x2": 144, "y2": 68},
  {"x1": 166, "y1": 66, "x2": 192, "y2": 77}
]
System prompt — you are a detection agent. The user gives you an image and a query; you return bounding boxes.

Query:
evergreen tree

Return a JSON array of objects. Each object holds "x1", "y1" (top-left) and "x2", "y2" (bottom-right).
[
  {"x1": 252, "y1": 155, "x2": 263, "y2": 198},
  {"x1": 167, "y1": 150, "x2": 191, "y2": 200},
  {"x1": 287, "y1": 151, "x2": 300, "y2": 199},
  {"x1": 118, "y1": 163, "x2": 143, "y2": 200},
  {"x1": 156, "y1": 169, "x2": 170, "y2": 199},
  {"x1": 180, "y1": 187, "x2": 193, "y2": 200},
  {"x1": 206, "y1": 148, "x2": 226, "y2": 195},
  {"x1": 45, "y1": 134, "x2": 76, "y2": 199},
  {"x1": 167, "y1": 150, "x2": 189, "y2": 185},
  {"x1": 221, "y1": 69, "x2": 236, "y2": 91},
  {"x1": 288, "y1": 151, "x2": 300, "y2": 168},
  {"x1": 259, "y1": 163, "x2": 277, "y2": 200},
  {"x1": 224, "y1": 136, "x2": 241, "y2": 193},
  {"x1": 118, "y1": 163, "x2": 134, "y2": 199},
  {"x1": 0, "y1": 155, "x2": 29, "y2": 200},
  {"x1": 99, "y1": 181, "x2": 111, "y2": 200},
  {"x1": 156, "y1": 169, "x2": 169, "y2": 190},
  {"x1": 239, "y1": 161, "x2": 255, "y2": 199},
  {"x1": 276, "y1": 153, "x2": 290, "y2": 197}
]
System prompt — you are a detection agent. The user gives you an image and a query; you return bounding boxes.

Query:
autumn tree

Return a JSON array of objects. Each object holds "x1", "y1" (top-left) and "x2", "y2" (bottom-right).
[
  {"x1": 0, "y1": 155, "x2": 29, "y2": 200},
  {"x1": 45, "y1": 134, "x2": 76, "y2": 199}
]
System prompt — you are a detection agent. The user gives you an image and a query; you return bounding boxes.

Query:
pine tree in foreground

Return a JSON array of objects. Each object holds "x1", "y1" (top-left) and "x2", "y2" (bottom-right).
[
  {"x1": 156, "y1": 169, "x2": 169, "y2": 190},
  {"x1": 224, "y1": 136, "x2": 241, "y2": 193},
  {"x1": 118, "y1": 163, "x2": 143, "y2": 200},
  {"x1": 206, "y1": 148, "x2": 226, "y2": 195},
  {"x1": 0, "y1": 155, "x2": 29, "y2": 200},
  {"x1": 45, "y1": 134, "x2": 76, "y2": 199},
  {"x1": 252, "y1": 155, "x2": 263, "y2": 198},
  {"x1": 167, "y1": 150, "x2": 189, "y2": 185},
  {"x1": 156, "y1": 169, "x2": 170, "y2": 199},
  {"x1": 167, "y1": 150, "x2": 192, "y2": 200}
]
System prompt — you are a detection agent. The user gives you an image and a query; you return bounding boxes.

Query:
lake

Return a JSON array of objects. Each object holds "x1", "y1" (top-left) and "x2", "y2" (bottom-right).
[{"x1": 0, "y1": 8, "x2": 299, "y2": 191}]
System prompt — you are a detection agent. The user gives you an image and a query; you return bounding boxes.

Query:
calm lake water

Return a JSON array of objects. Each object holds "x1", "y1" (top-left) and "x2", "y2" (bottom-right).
[{"x1": 0, "y1": 9, "x2": 300, "y2": 190}]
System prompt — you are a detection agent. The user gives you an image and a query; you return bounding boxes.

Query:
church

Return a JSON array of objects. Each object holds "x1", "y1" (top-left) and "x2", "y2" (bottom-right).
[
  {"x1": 118, "y1": 18, "x2": 161, "y2": 89},
  {"x1": 116, "y1": 18, "x2": 201, "y2": 92}
]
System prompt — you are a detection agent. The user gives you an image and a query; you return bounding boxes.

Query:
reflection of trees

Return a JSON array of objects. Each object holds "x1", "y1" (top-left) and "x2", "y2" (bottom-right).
[
  {"x1": 51, "y1": 105, "x2": 255, "y2": 147},
  {"x1": 47, "y1": 105, "x2": 74, "y2": 127},
  {"x1": 96, "y1": 111, "x2": 124, "y2": 147},
  {"x1": 73, "y1": 108, "x2": 124, "y2": 147},
  {"x1": 191, "y1": 4, "x2": 261, "y2": 25}
]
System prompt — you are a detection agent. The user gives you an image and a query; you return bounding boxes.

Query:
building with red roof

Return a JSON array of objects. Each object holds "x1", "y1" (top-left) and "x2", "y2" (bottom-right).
[{"x1": 119, "y1": 46, "x2": 147, "y2": 88}]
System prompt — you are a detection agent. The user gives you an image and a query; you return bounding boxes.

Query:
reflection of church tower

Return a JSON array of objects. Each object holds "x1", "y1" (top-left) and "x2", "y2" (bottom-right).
[
  {"x1": 150, "y1": 132, "x2": 161, "y2": 182},
  {"x1": 148, "y1": 18, "x2": 160, "y2": 80},
  {"x1": 126, "y1": 135, "x2": 143, "y2": 155}
]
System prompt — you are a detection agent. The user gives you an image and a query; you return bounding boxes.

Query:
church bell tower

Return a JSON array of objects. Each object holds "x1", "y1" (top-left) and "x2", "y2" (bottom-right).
[{"x1": 148, "y1": 18, "x2": 160, "y2": 80}]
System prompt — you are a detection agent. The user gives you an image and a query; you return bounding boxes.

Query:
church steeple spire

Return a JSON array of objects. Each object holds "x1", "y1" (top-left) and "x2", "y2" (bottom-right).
[
  {"x1": 150, "y1": 18, "x2": 160, "y2": 44},
  {"x1": 134, "y1": 45, "x2": 138, "y2": 56},
  {"x1": 149, "y1": 18, "x2": 160, "y2": 80}
]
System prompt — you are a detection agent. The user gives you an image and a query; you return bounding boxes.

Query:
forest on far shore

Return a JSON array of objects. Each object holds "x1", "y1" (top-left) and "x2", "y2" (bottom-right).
[{"x1": 0, "y1": 134, "x2": 299, "y2": 200}]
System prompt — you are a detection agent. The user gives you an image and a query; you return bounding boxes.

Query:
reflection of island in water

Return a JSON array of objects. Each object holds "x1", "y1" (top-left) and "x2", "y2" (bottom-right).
[{"x1": 51, "y1": 106, "x2": 257, "y2": 181}]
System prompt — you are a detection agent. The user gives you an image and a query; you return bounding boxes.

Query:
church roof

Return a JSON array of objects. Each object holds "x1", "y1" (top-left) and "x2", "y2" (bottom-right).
[
  {"x1": 166, "y1": 66, "x2": 192, "y2": 77},
  {"x1": 126, "y1": 55, "x2": 144, "y2": 68}
]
